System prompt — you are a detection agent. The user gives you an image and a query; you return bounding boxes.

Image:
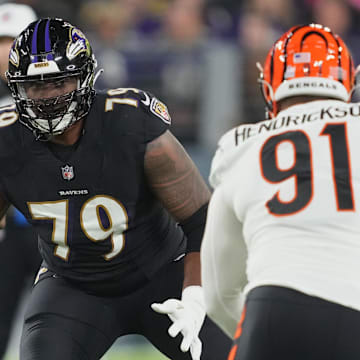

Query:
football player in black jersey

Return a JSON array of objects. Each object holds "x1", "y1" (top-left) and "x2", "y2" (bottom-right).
[
  {"x1": 0, "y1": 4, "x2": 42, "y2": 359},
  {"x1": 0, "y1": 18, "x2": 231, "y2": 360}
]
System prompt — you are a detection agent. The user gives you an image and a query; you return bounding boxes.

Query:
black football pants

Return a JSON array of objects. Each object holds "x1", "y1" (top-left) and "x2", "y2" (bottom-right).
[
  {"x1": 20, "y1": 258, "x2": 231, "y2": 360},
  {"x1": 229, "y1": 285, "x2": 360, "y2": 360}
]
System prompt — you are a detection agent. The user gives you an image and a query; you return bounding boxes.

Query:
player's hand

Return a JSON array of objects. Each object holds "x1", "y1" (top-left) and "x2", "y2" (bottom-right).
[{"x1": 151, "y1": 286, "x2": 205, "y2": 360}]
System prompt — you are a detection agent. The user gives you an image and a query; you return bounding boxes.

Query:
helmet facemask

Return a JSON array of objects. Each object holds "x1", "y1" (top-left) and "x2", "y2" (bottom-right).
[
  {"x1": 9, "y1": 66, "x2": 95, "y2": 139},
  {"x1": 257, "y1": 61, "x2": 276, "y2": 119}
]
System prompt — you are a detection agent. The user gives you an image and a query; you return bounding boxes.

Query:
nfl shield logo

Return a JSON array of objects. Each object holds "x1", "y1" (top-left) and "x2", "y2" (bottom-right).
[{"x1": 61, "y1": 165, "x2": 74, "y2": 181}]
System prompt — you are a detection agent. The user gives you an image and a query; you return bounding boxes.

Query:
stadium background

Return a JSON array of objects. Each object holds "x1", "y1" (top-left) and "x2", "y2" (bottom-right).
[{"x1": 2, "y1": 0, "x2": 360, "y2": 359}]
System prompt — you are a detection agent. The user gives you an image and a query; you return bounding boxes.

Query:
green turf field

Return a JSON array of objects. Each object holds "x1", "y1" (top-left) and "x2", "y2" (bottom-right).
[
  {"x1": 5, "y1": 336, "x2": 169, "y2": 360},
  {"x1": 6, "y1": 346, "x2": 168, "y2": 360},
  {"x1": 101, "y1": 345, "x2": 169, "y2": 360}
]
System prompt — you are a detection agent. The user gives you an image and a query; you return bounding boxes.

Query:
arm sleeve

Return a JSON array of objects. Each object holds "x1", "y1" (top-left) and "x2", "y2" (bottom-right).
[{"x1": 200, "y1": 186, "x2": 247, "y2": 338}]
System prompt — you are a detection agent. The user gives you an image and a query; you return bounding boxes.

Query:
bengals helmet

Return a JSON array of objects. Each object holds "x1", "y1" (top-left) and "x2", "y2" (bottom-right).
[
  {"x1": 6, "y1": 18, "x2": 97, "y2": 138},
  {"x1": 258, "y1": 24, "x2": 355, "y2": 118}
]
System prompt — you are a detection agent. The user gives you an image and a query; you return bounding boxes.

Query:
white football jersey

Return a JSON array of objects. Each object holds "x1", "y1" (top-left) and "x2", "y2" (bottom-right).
[{"x1": 209, "y1": 99, "x2": 360, "y2": 311}]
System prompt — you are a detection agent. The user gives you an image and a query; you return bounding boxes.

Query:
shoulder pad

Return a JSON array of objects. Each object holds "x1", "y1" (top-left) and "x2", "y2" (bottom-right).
[
  {"x1": 209, "y1": 127, "x2": 243, "y2": 189},
  {"x1": 0, "y1": 104, "x2": 19, "y2": 129},
  {"x1": 103, "y1": 88, "x2": 171, "y2": 125},
  {"x1": 0, "y1": 104, "x2": 27, "y2": 176},
  {"x1": 98, "y1": 87, "x2": 171, "y2": 142},
  {"x1": 0, "y1": 104, "x2": 20, "y2": 150}
]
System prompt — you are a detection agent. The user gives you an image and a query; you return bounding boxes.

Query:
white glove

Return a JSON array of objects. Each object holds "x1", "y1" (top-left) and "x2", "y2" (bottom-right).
[{"x1": 151, "y1": 286, "x2": 206, "y2": 360}]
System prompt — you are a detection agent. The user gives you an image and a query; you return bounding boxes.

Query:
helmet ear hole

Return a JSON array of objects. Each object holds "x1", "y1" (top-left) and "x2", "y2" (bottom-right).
[{"x1": 6, "y1": 18, "x2": 96, "y2": 139}]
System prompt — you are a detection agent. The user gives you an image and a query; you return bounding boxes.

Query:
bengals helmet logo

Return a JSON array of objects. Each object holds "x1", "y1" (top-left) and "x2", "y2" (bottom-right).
[{"x1": 258, "y1": 24, "x2": 355, "y2": 118}]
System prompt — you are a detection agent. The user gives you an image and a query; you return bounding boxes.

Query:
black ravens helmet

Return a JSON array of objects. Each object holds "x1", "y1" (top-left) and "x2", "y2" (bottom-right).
[{"x1": 6, "y1": 18, "x2": 97, "y2": 138}]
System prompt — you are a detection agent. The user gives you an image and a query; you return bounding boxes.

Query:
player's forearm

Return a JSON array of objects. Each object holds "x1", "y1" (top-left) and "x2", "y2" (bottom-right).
[
  {"x1": 183, "y1": 252, "x2": 201, "y2": 289},
  {"x1": 202, "y1": 236, "x2": 246, "y2": 338},
  {"x1": 201, "y1": 231, "x2": 243, "y2": 338},
  {"x1": 201, "y1": 187, "x2": 247, "y2": 337}
]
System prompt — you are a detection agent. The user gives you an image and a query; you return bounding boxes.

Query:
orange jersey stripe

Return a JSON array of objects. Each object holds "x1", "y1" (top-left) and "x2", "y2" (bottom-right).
[
  {"x1": 234, "y1": 305, "x2": 247, "y2": 339},
  {"x1": 228, "y1": 344, "x2": 238, "y2": 360}
]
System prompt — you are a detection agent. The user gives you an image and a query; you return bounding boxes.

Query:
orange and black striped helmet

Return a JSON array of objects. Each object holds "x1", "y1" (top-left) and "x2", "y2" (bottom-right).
[{"x1": 258, "y1": 24, "x2": 355, "y2": 118}]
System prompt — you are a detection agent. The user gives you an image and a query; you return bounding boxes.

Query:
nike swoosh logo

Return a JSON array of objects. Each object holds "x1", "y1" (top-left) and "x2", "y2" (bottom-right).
[
  {"x1": 141, "y1": 92, "x2": 151, "y2": 106},
  {"x1": 173, "y1": 253, "x2": 185, "y2": 262}
]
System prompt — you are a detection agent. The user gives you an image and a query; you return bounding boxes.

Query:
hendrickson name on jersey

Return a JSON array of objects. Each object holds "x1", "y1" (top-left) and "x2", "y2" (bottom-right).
[{"x1": 235, "y1": 103, "x2": 360, "y2": 145}]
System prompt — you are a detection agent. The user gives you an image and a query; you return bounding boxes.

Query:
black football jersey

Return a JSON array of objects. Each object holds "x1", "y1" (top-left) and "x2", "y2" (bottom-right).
[{"x1": 0, "y1": 89, "x2": 186, "y2": 295}]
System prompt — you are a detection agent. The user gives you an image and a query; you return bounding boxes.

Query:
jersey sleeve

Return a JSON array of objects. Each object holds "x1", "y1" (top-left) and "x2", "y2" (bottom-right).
[
  {"x1": 100, "y1": 88, "x2": 172, "y2": 143},
  {"x1": 98, "y1": 88, "x2": 172, "y2": 144},
  {"x1": 201, "y1": 185, "x2": 246, "y2": 338},
  {"x1": 140, "y1": 91, "x2": 172, "y2": 143},
  {"x1": 209, "y1": 128, "x2": 237, "y2": 189}
]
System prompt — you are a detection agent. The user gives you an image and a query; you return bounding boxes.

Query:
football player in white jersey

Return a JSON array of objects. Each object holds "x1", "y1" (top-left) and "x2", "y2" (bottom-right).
[{"x1": 200, "y1": 23, "x2": 360, "y2": 360}]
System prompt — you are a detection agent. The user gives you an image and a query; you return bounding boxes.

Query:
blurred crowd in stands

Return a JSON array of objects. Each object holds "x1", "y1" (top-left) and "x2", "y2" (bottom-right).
[{"x1": 2, "y1": 0, "x2": 360, "y2": 177}]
